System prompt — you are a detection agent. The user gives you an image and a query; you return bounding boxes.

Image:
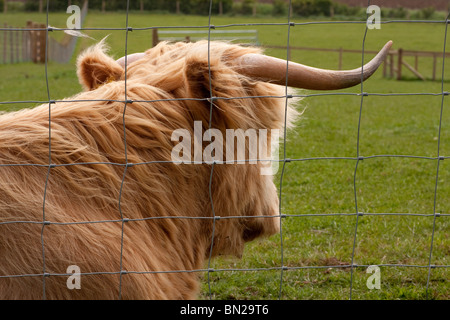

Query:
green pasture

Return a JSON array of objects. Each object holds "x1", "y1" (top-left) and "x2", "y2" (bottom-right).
[{"x1": 0, "y1": 11, "x2": 448, "y2": 300}]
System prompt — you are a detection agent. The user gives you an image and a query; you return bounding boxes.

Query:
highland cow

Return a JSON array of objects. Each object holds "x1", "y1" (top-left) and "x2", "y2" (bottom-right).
[{"x1": 0, "y1": 39, "x2": 392, "y2": 299}]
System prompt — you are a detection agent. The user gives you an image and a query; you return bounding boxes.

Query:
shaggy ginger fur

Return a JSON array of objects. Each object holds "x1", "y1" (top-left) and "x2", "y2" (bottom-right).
[{"x1": 0, "y1": 40, "x2": 297, "y2": 299}]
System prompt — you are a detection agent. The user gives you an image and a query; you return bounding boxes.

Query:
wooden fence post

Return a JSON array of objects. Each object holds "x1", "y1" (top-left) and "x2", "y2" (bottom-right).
[
  {"x1": 35, "y1": 23, "x2": 46, "y2": 63},
  {"x1": 397, "y1": 48, "x2": 403, "y2": 80},
  {"x1": 389, "y1": 53, "x2": 394, "y2": 78},
  {"x1": 338, "y1": 47, "x2": 343, "y2": 70},
  {"x1": 152, "y1": 29, "x2": 159, "y2": 47}
]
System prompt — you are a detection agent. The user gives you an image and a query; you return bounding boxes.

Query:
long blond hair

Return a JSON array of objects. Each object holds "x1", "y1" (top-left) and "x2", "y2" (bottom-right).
[{"x1": 0, "y1": 40, "x2": 298, "y2": 299}]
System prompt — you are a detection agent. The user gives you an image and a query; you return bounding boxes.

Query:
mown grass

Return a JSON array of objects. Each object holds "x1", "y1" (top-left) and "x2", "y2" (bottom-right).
[{"x1": 0, "y1": 11, "x2": 448, "y2": 300}]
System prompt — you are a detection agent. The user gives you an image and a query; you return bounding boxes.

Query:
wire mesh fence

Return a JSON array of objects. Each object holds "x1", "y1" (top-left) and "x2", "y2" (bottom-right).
[{"x1": 0, "y1": 0, "x2": 448, "y2": 300}]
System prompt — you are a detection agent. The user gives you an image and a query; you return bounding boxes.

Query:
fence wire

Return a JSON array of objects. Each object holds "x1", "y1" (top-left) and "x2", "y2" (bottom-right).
[{"x1": 0, "y1": 0, "x2": 449, "y2": 300}]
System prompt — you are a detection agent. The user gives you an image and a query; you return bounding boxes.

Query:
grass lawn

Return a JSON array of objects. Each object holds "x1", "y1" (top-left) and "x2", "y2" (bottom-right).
[{"x1": 0, "y1": 10, "x2": 448, "y2": 300}]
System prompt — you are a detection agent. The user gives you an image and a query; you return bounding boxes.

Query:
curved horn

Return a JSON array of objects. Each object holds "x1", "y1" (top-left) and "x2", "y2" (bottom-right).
[
  {"x1": 116, "y1": 52, "x2": 146, "y2": 68},
  {"x1": 236, "y1": 41, "x2": 393, "y2": 90}
]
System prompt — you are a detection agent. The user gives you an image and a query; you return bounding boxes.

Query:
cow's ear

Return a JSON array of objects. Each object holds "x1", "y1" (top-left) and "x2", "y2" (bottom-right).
[{"x1": 77, "y1": 41, "x2": 124, "y2": 91}]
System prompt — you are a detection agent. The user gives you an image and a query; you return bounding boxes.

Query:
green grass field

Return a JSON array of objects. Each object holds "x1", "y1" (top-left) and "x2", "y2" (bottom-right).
[{"x1": 0, "y1": 11, "x2": 448, "y2": 300}]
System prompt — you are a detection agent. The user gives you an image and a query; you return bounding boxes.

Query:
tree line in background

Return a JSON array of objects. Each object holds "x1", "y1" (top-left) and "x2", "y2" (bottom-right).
[{"x1": 0, "y1": 0, "x2": 443, "y2": 19}]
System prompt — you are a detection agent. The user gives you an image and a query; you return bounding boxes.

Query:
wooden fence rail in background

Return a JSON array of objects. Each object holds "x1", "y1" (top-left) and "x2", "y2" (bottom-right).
[
  {"x1": 152, "y1": 28, "x2": 259, "y2": 47},
  {"x1": 387, "y1": 48, "x2": 450, "y2": 81}
]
